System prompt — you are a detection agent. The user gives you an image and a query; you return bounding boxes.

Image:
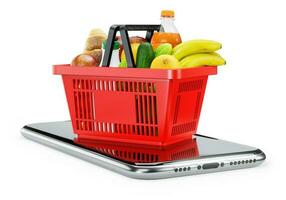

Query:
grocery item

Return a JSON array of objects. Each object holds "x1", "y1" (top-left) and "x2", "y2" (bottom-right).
[
  {"x1": 84, "y1": 49, "x2": 102, "y2": 63},
  {"x1": 116, "y1": 36, "x2": 146, "y2": 45},
  {"x1": 85, "y1": 29, "x2": 107, "y2": 50},
  {"x1": 179, "y1": 53, "x2": 226, "y2": 68},
  {"x1": 154, "y1": 43, "x2": 172, "y2": 57},
  {"x1": 151, "y1": 55, "x2": 179, "y2": 69},
  {"x1": 129, "y1": 36, "x2": 146, "y2": 44},
  {"x1": 82, "y1": 28, "x2": 107, "y2": 65},
  {"x1": 71, "y1": 54, "x2": 100, "y2": 67},
  {"x1": 136, "y1": 42, "x2": 155, "y2": 68},
  {"x1": 116, "y1": 36, "x2": 146, "y2": 57},
  {"x1": 121, "y1": 43, "x2": 140, "y2": 63},
  {"x1": 151, "y1": 10, "x2": 182, "y2": 49},
  {"x1": 119, "y1": 59, "x2": 127, "y2": 68},
  {"x1": 85, "y1": 35, "x2": 107, "y2": 50},
  {"x1": 89, "y1": 28, "x2": 107, "y2": 38},
  {"x1": 172, "y1": 39, "x2": 222, "y2": 60},
  {"x1": 100, "y1": 40, "x2": 120, "y2": 67}
]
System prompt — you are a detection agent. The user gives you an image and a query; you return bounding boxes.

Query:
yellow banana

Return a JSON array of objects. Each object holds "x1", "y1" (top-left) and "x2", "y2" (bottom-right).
[
  {"x1": 179, "y1": 53, "x2": 226, "y2": 68},
  {"x1": 173, "y1": 39, "x2": 222, "y2": 60}
]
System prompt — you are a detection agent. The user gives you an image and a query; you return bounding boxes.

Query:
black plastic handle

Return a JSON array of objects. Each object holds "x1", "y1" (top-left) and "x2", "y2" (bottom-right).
[{"x1": 102, "y1": 24, "x2": 161, "y2": 68}]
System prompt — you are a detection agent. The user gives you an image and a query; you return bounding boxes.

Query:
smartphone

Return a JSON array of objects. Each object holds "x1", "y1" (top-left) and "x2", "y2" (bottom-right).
[{"x1": 21, "y1": 121, "x2": 266, "y2": 179}]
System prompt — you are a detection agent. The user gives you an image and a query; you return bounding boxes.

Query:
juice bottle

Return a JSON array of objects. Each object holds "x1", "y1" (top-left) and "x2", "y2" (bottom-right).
[{"x1": 151, "y1": 10, "x2": 182, "y2": 50}]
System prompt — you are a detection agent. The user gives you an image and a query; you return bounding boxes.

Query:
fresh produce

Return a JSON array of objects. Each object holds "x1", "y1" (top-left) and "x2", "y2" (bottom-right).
[
  {"x1": 121, "y1": 43, "x2": 140, "y2": 63},
  {"x1": 71, "y1": 54, "x2": 100, "y2": 67},
  {"x1": 154, "y1": 43, "x2": 172, "y2": 57},
  {"x1": 116, "y1": 36, "x2": 146, "y2": 45},
  {"x1": 119, "y1": 59, "x2": 127, "y2": 68},
  {"x1": 71, "y1": 25, "x2": 226, "y2": 69},
  {"x1": 179, "y1": 53, "x2": 226, "y2": 68},
  {"x1": 151, "y1": 55, "x2": 179, "y2": 69},
  {"x1": 116, "y1": 36, "x2": 146, "y2": 56},
  {"x1": 172, "y1": 39, "x2": 222, "y2": 60},
  {"x1": 136, "y1": 42, "x2": 155, "y2": 68},
  {"x1": 129, "y1": 36, "x2": 147, "y2": 44}
]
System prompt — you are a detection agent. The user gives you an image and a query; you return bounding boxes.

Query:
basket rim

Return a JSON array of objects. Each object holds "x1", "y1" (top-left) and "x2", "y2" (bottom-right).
[{"x1": 53, "y1": 64, "x2": 217, "y2": 80}]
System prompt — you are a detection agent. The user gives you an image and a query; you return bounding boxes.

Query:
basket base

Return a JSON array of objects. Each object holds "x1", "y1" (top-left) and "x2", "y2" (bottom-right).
[{"x1": 76, "y1": 134, "x2": 195, "y2": 148}]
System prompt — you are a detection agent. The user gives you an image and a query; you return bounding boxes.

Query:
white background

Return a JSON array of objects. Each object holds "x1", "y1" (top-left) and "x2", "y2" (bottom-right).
[{"x1": 0, "y1": 0, "x2": 285, "y2": 199}]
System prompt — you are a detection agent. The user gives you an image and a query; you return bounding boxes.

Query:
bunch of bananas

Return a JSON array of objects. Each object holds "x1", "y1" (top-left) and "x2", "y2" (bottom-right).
[{"x1": 172, "y1": 39, "x2": 226, "y2": 68}]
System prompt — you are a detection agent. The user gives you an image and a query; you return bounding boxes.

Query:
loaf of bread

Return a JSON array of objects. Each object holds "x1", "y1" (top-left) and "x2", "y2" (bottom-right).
[
  {"x1": 89, "y1": 29, "x2": 107, "y2": 38},
  {"x1": 85, "y1": 29, "x2": 107, "y2": 51},
  {"x1": 84, "y1": 49, "x2": 103, "y2": 63},
  {"x1": 71, "y1": 28, "x2": 107, "y2": 67}
]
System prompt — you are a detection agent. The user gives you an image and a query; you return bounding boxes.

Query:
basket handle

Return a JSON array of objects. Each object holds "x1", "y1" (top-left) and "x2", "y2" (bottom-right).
[{"x1": 101, "y1": 24, "x2": 161, "y2": 68}]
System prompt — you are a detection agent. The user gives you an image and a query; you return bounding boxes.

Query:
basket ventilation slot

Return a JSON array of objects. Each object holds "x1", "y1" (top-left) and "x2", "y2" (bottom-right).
[
  {"x1": 72, "y1": 79, "x2": 159, "y2": 135},
  {"x1": 73, "y1": 91, "x2": 95, "y2": 130},
  {"x1": 72, "y1": 79, "x2": 156, "y2": 93},
  {"x1": 178, "y1": 79, "x2": 203, "y2": 93},
  {"x1": 194, "y1": 92, "x2": 202, "y2": 119},
  {"x1": 172, "y1": 122, "x2": 197, "y2": 136},
  {"x1": 134, "y1": 94, "x2": 159, "y2": 136},
  {"x1": 75, "y1": 120, "x2": 159, "y2": 136},
  {"x1": 173, "y1": 96, "x2": 181, "y2": 124},
  {"x1": 135, "y1": 95, "x2": 158, "y2": 125}
]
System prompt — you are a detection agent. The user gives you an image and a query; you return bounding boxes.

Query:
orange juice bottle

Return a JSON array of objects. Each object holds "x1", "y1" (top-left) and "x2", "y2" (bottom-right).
[{"x1": 151, "y1": 10, "x2": 182, "y2": 50}]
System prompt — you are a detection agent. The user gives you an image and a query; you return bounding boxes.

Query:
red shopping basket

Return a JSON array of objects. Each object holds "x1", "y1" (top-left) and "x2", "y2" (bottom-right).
[{"x1": 53, "y1": 24, "x2": 217, "y2": 146}]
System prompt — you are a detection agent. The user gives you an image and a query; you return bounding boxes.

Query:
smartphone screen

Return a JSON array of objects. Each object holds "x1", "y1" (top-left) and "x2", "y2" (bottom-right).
[{"x1": 24, "y1": 121, "x2": 258, "y2": 165}]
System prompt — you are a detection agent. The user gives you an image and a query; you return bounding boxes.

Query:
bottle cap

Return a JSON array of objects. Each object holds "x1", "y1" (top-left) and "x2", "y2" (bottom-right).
[
  {"x1": 102, "y1": 40, "x2": 120, "y2": 50},
  {"x1": 161, "y1": 10, "x2": 175, "y2": 18}
]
